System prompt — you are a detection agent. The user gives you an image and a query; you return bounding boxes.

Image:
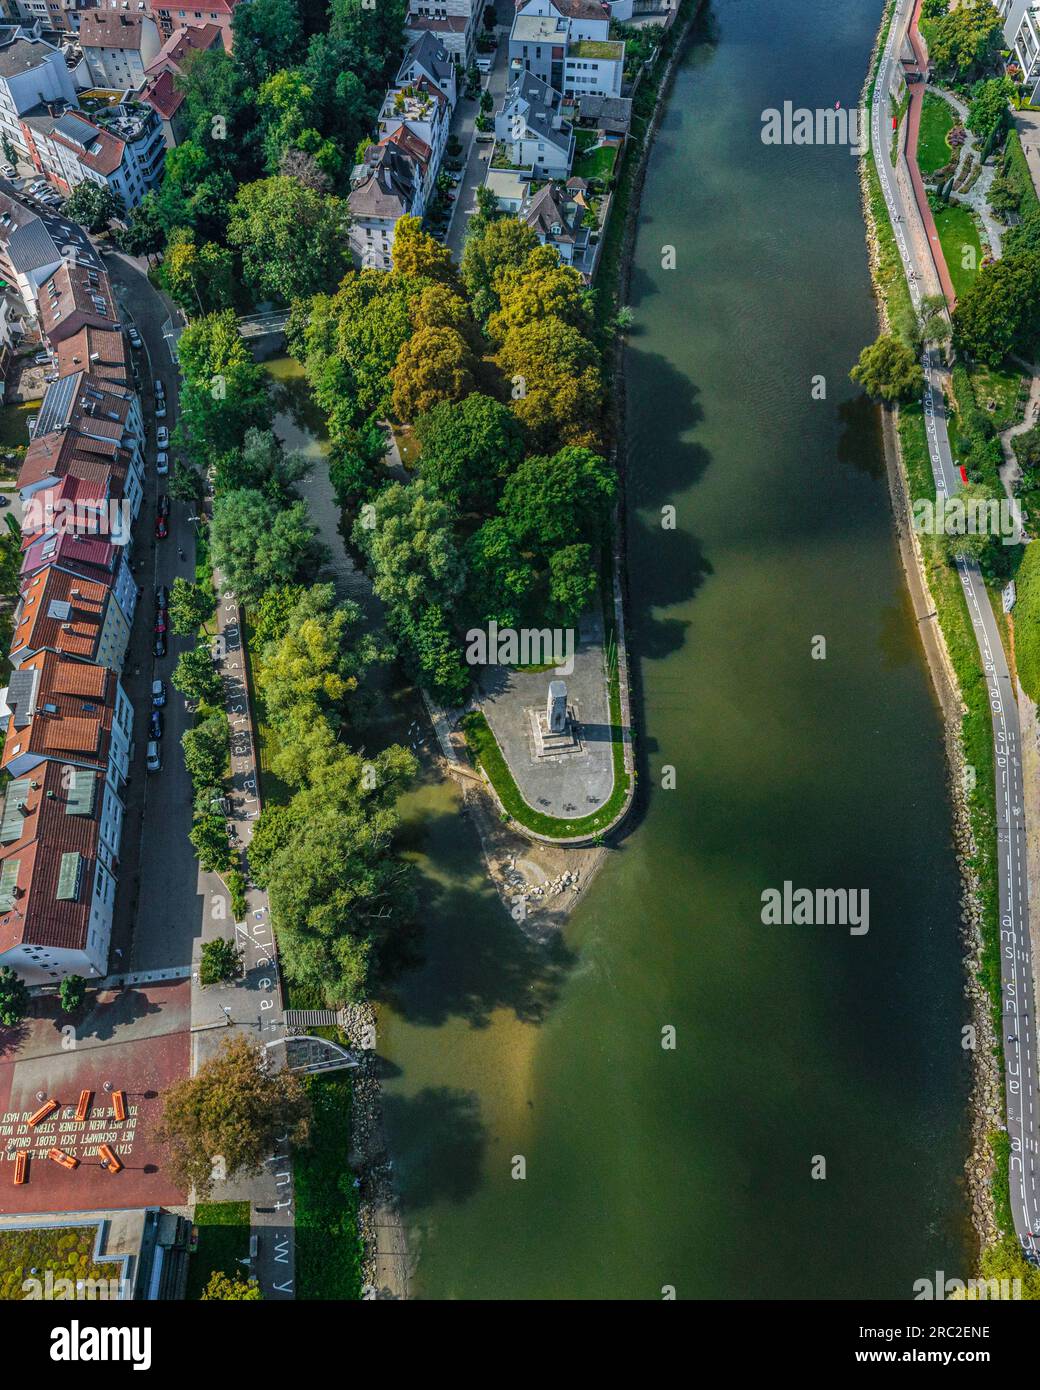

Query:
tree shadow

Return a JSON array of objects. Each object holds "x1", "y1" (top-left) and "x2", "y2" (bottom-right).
[{"x1": 380, "y1": 1084, "x2": 486, "y2": 1211}]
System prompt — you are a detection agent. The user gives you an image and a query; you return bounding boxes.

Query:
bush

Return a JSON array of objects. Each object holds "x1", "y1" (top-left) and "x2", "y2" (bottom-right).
[
  {"x1": 58, "y1": 976, "x2": 85, "y2": 1013},
  {"x1": 200, "y1": 937, "x2": 243, "y2": 987},
  {"x1": 227, "y1": 867, "x2": 248, "y2": 920}
]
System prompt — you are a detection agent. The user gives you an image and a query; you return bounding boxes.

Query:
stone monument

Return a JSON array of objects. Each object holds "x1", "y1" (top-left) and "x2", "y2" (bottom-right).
[{"x1": 547, "y1": 680, "x2": 568, "y2": 734}]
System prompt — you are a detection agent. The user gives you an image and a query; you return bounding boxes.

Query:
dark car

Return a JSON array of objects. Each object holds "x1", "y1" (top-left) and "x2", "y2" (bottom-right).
[
  {"x1": 149, "y1": 710, "x2": 163, "y2": 740},
  {"x1": 151, "y1": 679, "x2": 166, "y2": 708},
  {"x1": 154, "y1": 631, "x2": 166, "y2": 658},
  {"x1": 157, "y1": 493, "x2": 170, "y2": 517},
  {"x1": 155, "y1": 585, "x2": 168, "y2": 609},
  {"x1": 155, "y1": 515, "x2": 167, "y2": 540}
]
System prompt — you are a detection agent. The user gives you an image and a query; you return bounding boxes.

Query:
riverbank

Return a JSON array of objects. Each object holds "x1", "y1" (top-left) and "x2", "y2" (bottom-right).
[{"x1": 860, "y1": 1, "x2": 1004, "y2": 1258}]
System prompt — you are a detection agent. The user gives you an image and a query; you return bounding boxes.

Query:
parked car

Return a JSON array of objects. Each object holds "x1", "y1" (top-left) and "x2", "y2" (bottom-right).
[
  {"x1": 151, "y1": 678, "x2": 166, "y2": 708},
  {"x1": 0, "y1": 495, "x2": 9, "y2": 508},
  {"x1": 154, "y1": 610, "x2": 167, "y2": 635},
  {"x1": 155, "y1": 399, "x2": 167, "y2": 419},
  {"x1": 156, "y1": 425, "x2": 169, "y2": 448},
  {"x1": 146, "y1": 740, "x2": 161, "y2": 772},
  {"x1": 157, "y1": 493, "x2": 170, "y2": 517},
  {"x1": 127, "y1": 326, "x2": 142, "y2": 349},
  {"x1": 1, "y1": 165, "x2": 15, "y2": 179},
  {"x1": 154, "y1": 631, "x2": 166, "y2": 658},
  {"x1": 156, "y1": 451, "x2": 169, "y2": 475},
  {"x1": 149, "y1": 710, "x2": 163, "y2": 741},
  {"x1": 155, "y1": 514, "x2": 167, "y2": 540},
  {"x1": 154, "y1": 378, "x2": 165, "y2": 398},
  {"x1": 33, "y1": 352, "x2": 50, "y2": 365},
  {"x1": 155, "y1": 584, "x2": 168, "y2": 609}
]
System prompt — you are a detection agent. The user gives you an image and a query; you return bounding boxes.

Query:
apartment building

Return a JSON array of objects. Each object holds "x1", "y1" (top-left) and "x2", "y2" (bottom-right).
[
  {"x1": 508, "y1": 0, "x2": 624, "y2": 97},
  {"x1": 20, "y1": 528, "x2": 137, "y2": 628},
  {"x1": 22, "y1": 104, "x2": 166, "y2": 209},
  {"x1": 348, "y1": 141, "x2": 423, "y2": 270},
  {"x1": 0, "y1": 30, "x2": 77, "y2": 164},
  {"x1": 494, "y1": 67, "x2": 574, "y2": 177},
  {"x1": 11, "y1": 564, "x2": 130, "y2": 672},
  {"x1": 143, "y1": 0, "x2": 240, "y2": 52},
  {"x1": 79, "y1": 10, "x2": 162, "y2": 88},
  {"x1": 0, "y1": 189, "x2": 63, "y2": 316}
]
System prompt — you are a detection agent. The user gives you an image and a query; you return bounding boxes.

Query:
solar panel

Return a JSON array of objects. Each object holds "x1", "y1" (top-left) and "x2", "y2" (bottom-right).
[
  {"x1": 0, "y1": 779, "x2": 30, "y2": 842},
  {"x1": 65, "y1": 769, "x2": 95, "y2": 817},
  {"x1": 0, "y1": 856, "x2": 19, "y2": 911},
  {"x1": 56, "y1": 850, "x2": 81, "y2": 901}
]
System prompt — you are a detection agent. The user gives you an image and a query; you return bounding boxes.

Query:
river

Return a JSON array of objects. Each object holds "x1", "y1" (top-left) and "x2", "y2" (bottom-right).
[{"x1": 277, "y1": 0, "x2": 973, "y2": 1298}]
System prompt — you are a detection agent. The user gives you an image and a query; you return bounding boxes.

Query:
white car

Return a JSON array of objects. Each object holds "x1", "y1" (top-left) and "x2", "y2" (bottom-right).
[
  {"x1": 146, "y1": 740, "x2": 161, "y2": 773},
  {"x1": 128, "y1": 326, "x2": 142, "y2": 349},
  {"x1": 1, "y1": 165, "x2": 15, "y2": 179},
  {"x1": 156, "y1": 425, "x2": 169, "y2": 448},
  {"x1": 155, "y1": 399, "x2": 167, "y2": 419},
  {"x1": 156, "y1": 451, "x2": 169, "y2": 475}
]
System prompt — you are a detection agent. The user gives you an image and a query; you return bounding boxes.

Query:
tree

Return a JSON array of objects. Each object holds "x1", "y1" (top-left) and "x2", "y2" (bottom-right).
[
  {"x1": 58, "y1": 975, "x2": 85, "y2": 1014},
  {"x1": 177, "y1": 311, "x2": 273, "y2": 467},
  {"x1": 500, "y1": 446, "x2": 616, "y2": 550},
  {"x1": 202, "y1": 1271, "x2": 262, "y2": 1300},
  {"x1": 464, "y1": 516, "x2": 536, "y2": 628},
  {"x1": 849, "y1": 333, "x2": 925, "y2": 402},
  {"x1": 327, "y1": 420, "x2": 387, "y2": 507},
  {"x1": 119, "y1": 193, "x2": 165, "y2": 255},
  {"x1": 210, "y1": 489, "x2": 328, "y2": 603},
  {"x1": 200, "y1": 937, "x2": 244, "y2": 986},
  {"x1": 182, "y1": 710, "x2": 230, "y2": 790},
  {"x1": 66, "y1": 181, "x2": 122, "y2": 231},
  {"x1": 486, "y1": 246, "x2": 590, "y2": 340},
  {"x1": 159, "y1": 228, "x2": 235, "y2": 314},
  {"x1": 415, "y1": 392, "x2": 525, "y2": 512},
  {"x1": 278, "y1": 145, "x2": 330, "y2": 192},
  {"x1": 232, "y1": 0, "x2": 304, "y2": 83},
  {"x1": 928, "y1": 0, "x2": 1002, "y2": 79},
  {"x1": 173, "y1": 641, "x2": 223, "y2": 704},
  {"x1": 248, "y1": 583, "x2": 306, "y2": 650},
  {"x1": 966, "y1": 76, "x2": 1013, "y2": 145},
  {"x1": 0, "y1": 965, "x2": 27, "y2": 1026},
  {"x1": 258, "y1": 585, "x2": 375, "y2": 731},
  {"x1": 169, "y1": 461, "x2": 207, "y2": 503},
  {"x1": 390, "y1": 324, "x2": 478, "y2": 421},
  {"x1": 461, "y1": 216, "x2": 540, "y2": 324},
  {"x1": 952, "y1": 252, "x2": 1040, "y2": 364},
  {"x1": 548, "y1": 543, "x2": 598, "y2": 623},
  {"x1": 228, "y1": 176, "x2": 351, "y2": 303},
  {"x1": 495, "y1": 314, "x2": 604, "y2": 450},
  {"x1": 189, "y1": 811, "x2": 234, "y2": 872},
  {"x1": 156, "y1": 1035, "x2": 310, "y2": 1196},
  {"x1": 214, "y1": 427, "x2": 310, "y2": 503},
  {"x1": 170, "y1": 577, "x2": 216, "y2": 635}
]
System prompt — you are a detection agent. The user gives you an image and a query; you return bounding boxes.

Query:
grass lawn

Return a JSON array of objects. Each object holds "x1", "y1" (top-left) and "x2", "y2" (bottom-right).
[
  {"x1": 295, "y1": 1074, "x2": 363, "y2": 1300},
  {"x1": 392, "y1": 423, "x2": 420, "y2": 469},
  {"x1": 969, "y1": 360, "x2": 1027, "y2": 431},
  {"x1": 917, "y1": 90, "x2": 956, "y2": 176},
  {"x1": 186, "y1": 1202, "x2": 250, "y2": 1300},
  {"x1": 0, "y1": 398, "x2": 40, "y2": 450},
  {"x1": 575, "y1": 142, "x2": 618, "y2": 182},
  {"x1": 0, "y1": 1224, "x2": 118, "y2": 1300},
  {"x1": 932, "y1": 202, "x2": 982, "y2": 300}
]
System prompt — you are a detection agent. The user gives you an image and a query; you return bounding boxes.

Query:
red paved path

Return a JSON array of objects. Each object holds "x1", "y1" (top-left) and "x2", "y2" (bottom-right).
[{"x1": 901, "y1": 0, "x2": 959, "y2": 307}]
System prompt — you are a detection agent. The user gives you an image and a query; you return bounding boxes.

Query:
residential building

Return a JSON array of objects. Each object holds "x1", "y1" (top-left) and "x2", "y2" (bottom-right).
[
  {"x1": 519, "y1": 178, "x2": 592, "y2": 271},
  {"x1": 5, "y1": 1, "x2": 93, "y2": 35},
  {"x1": 20, "y1": 528, "x2": 137, "y2": 628},
  {"x1": 0, "y1": 30, "x2": 77, "y2": 164},
  {"x1": 494, "y1": 68, "x2": 573, "y2": 177},
  {"x1": 11, "y1": 564, "x2": 130, "y2": 672},
  {"x1": 377, "y1": 81, "x2": 449, "y2": 200},
  {"x1": 0, "y1": 757, "x2": 121, "y2": 982},
  {"x1": 143, "y1": 0, "x2": 241, "y2": 53},
  {"x1": 508, "y1": 0, "x2": 624, "y2": 97},
  {"x1": 21, "y1": 104, "x2": 166, "y2": 209},
  {"x1": 0, "y1": 189, "x2": 63, "y2": 317},
  {"x1": 576, "y1": 90, "x2": 631, "y2": 134},
  {"x1": 1000, "y1": 0, "x2": 1040, "y2": 98},
  {"x1": 405, "y1": 6, "x2": 475, "y2": 65},
  {"x1": 1, "y1": 649, "x2": 132, "y2": 789},
  {"x1": 140, "y1": 20, "x2": 222, "y2": 145},
  {"x1": 348, "y1": 140, "x2": 422, "y2": 270},
  {"x1": 37, "y1": 258, "x2": 117, "y2": 343},
  {"x1": 78, "y1": 10, "x2": 162, "y2": 89},
  {"x1": 397, "y1": 28, "x2": 459, "y2": 107},
  {"x1": 54, "y1": 320, "x2": 131, "y2": 387}
]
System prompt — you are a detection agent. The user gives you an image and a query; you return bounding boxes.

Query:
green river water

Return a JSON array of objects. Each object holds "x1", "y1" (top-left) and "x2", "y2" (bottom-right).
[{"x1": 280, "y1": 0, "x2": 975, "y2": 1298}]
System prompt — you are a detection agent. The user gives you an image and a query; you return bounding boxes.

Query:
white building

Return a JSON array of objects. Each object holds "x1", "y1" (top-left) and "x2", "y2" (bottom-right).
[
  {"x1": 0, "y1": 30, "x2": 77, "y2": 166},
  {"x1": 1000, "y1": 0, "x2": 1040, "y2": 99},
  {"x1": 348, "y1": 142, "x2": 423, "y2": 270},
  {"x1": 508, "y1": 0, "x2": 624, "y2": 98},
  {"x1": 78, "y1": 10, "x2": 162, "y2": 90},
  {"x1": 494, "y1": 68, "x2": 574, "y2": 177}
]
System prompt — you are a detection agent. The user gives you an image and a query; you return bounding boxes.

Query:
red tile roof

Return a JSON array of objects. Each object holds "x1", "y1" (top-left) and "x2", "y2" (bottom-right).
[{"x1": 12, "y1": 565, "x2": 110, "y2": 663}]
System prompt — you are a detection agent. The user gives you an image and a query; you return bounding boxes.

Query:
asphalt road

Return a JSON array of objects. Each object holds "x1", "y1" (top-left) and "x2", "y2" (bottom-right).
[{"x1": 873, "y1": 0, "x2": 1040, "y2": 1256}]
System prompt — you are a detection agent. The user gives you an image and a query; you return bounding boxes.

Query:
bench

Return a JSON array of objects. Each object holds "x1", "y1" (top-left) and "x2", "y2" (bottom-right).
[
  {"x1": 97, "y1": 1143, "x2": 122, "y2": 1174},
  {"x1": 75, "y1": 1089, "x2": 92, "y2": 1123},
  {"x1": 13, "y1": 1150, "x2": 27, "y2": 1185},
  {"x1": 27, "y1": 1098, "x2": 57, "y2": 1128},
  {"x1": 112, "y1": 1090, "x2": 126, "y2": 1122},
  {"x1": 47, "y1": 1147, "x2": 78, "y2": 1170}
]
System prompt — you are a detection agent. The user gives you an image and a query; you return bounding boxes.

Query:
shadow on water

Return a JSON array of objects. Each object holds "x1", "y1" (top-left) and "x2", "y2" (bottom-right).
[{"x1": 381, "y1": 1085, "x2": 487, "y2": 1210}]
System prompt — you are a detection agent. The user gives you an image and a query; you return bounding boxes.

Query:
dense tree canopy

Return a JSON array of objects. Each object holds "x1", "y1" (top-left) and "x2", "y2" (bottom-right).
[
  {"x1": 227, "y1": 176, "x2": 351, "y2": 303},
  {"x1": 849, "y1": 333, "x2": 925, "y2": 403},
  {"x1": 952, "y1": 253, "x2": 1040, "y2": 364}
]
